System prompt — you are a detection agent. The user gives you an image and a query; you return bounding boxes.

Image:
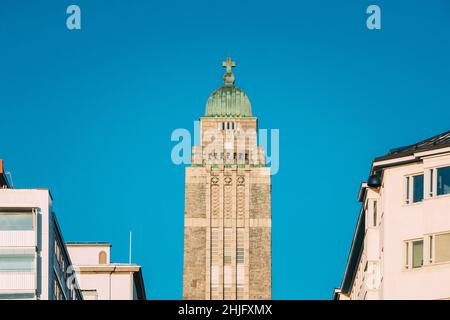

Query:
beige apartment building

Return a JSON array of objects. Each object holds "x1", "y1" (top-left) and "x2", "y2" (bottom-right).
[
  {"x1": 183, "y1": 58, "x2": 272, "y2": 300},
  {"x1": 67, "y1": 242, "x2": 146, "y2": 300},
  {"x1": 335, "y1": 130, "x2": 450, "y2": 300},
  {"x1": 0, "y1": 160, "x2": 146, "y2": 300},
  {"x1": 0, "y1": 160, "x2": 82, "y2": 300}
]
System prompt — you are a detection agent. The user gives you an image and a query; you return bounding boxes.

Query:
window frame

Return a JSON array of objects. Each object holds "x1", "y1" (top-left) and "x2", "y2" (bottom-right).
[
  {"x1": 404, "y1": 238, "x2": 424, "y2": 270},
  {"x1": 436, "y1": 165, "x2": 450, "y2": 197},
  {"x1": 0, "y1": 211, "x2": 35, "y2": 231},
  {"x1": 405, "y1": 173, "x2": 424, "y2": 204},
  {"x1": 0, "y1": 253, "x2": 35, "y2": 272},
  {"x1": 432, "y1": 231, "x2": 450, "y2": 264}
]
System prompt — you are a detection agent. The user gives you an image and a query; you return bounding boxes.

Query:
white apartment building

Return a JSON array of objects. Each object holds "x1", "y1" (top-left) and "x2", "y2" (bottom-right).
[
  {"x1": 66, "y1": 242, "x2": 146, "y2": 300},
  {"x1": 0, "y1": 160, "x2": 82, "y2": 300},
  {"x1": 335, "y1": 130, "x2": 450, "y2": 300}
]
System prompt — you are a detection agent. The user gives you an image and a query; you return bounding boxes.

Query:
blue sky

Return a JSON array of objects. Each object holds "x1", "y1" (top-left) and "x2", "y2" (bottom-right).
[{"x1": 0, "y1": 0, "x2": 449, "y2": 299}]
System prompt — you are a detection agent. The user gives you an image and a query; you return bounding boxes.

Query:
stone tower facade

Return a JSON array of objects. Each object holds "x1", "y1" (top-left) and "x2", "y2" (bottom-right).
[{"x1": 183, "y1": 58, "x2": 271, "y2": 300}]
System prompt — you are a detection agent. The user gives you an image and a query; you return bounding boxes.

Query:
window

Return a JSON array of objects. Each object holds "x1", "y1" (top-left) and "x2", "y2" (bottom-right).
[
  {"x1": 405, "y1": 239, "x2": 424, "y2": 269},
  {"x1": 0, "y1": 212, "x2": 33, "y2": 230},
  {"x1": 0, "y1": 253, "x2": 34, "y2": 272},
  {"x1": 223, "y1": 228, "x2": 233, "y2": 299},
  {"x1": 99, "y1": 251, "x2": 107, "y2": 265},
  {"x1": 0, "y1": 293, "x2": 35, "y2": 299},
  {"x1": 373, "y1": 200, "x2": 378, "y2": 227},
  {"x1": 237, "y1": 228, "x2": 245, "y2": 299},
  {"x1": 412, "y1": 240, "x2": 424, "y2": 268},
  {"x1": 435, "y1": 233, "x2": 450, "y2": 263},
  {"x1": 437, "y1": 166, "x2": 450, "y2": 196},
  {"x1": 210, "y1": 228, "x2": 219, "y2": 299},
  {"x1": 405, "y1": 174, "x2": 424, "y2": 204},
  {"x1": 413, "y1": 175, "x2": 424, "y2": 203},
  {"x1": 54, "y1": 276, "x2": 65, "y2": 300}
]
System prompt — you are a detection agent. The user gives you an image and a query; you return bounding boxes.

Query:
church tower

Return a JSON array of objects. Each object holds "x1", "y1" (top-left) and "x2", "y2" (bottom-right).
[{"x1": 183, "y1": 58, "x2": 272, "y2": 300}]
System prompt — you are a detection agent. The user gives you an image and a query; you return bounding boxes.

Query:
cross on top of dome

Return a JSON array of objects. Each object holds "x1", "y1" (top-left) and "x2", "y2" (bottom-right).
[
  {"x1": 222, "y1": 57, "x2": 236, "y2": 87},
  {"x1": 222, "y1": 57, "x2": 236, "y2": 73}
]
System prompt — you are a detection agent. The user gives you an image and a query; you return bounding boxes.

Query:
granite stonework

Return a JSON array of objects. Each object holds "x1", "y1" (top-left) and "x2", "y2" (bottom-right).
[{"x1": 183, "y1": 58, "x2": 272, "y2": 300}]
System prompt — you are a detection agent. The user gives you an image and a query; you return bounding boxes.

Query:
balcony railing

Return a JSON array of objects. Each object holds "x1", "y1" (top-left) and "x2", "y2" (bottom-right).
[
  {"x1": 0, "y1": 272, "x2": 35, "y2": 291},
  {"x1": 0, "y1": 231, "x2": 35, "y2": 247}
]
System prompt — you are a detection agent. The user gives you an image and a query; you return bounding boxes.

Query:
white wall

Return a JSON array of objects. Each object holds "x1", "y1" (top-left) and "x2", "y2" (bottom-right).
[
  {"x1": 381, "y1": 154, "x2": 450, "y2": 299},
  {"x1": 0, "y1": 189, "x2": 52, "y2": 299},
  {"x1": 76, "y1": 271, "x2": 133, "y2": 300},
  {"x1": 67, "y1": 245, "x2": 110, "y2": 265}
]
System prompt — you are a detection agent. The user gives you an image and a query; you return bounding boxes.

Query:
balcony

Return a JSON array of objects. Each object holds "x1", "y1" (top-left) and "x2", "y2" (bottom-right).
[
  {"x1": 0, "y1": 271, "x2": 35, "y2": 291},
  {"x1": 0, "y1": 231, "x2": 35, "y2": 247}
]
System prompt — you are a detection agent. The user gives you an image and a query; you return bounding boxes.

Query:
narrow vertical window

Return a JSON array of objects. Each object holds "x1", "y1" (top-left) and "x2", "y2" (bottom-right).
[
  {"x1": 373, "y1": 200, "x2": 377, "y2": 227},
  {"x1": 210, "y1": 228, "x2": 219, "y2": 299},
  {"x1": 412, "y1": 240, "x2": 423, "y2": 268},
  {"x1": 236, "y1": 228, "x2": 245, "y2": 299},
  {"x1": 99, "y1": 251, "x2": 107, "y2": 265},
  {"x1": 223, "y1": 228, "x2": 233, "y2": 299},
  {"x1": 413, "y1": 174, "x2": 424, "y2": 203}
]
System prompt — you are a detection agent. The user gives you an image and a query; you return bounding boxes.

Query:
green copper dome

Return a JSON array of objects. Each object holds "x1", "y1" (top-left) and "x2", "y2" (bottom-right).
[{"x1": 205, "y1": 58, "x2": 252, "y2": 118}]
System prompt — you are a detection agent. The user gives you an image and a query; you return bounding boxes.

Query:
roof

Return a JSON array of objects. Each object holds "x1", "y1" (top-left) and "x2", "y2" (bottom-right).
[
  {"x1": 205, "y1": 86, "x2": 252, "y2": 118},
  {"x1": 66, "y1": 241, "x2": 111, "y2": 246},
  {"x1": 74, "y1": 264, "x2": 141, "y2": 272},
  {"x1": 205, "y1": 57, "x2": 252, "y2": 118},
  {"x1": 375, "y1": 130, "x2": 450, "y2": 162}
]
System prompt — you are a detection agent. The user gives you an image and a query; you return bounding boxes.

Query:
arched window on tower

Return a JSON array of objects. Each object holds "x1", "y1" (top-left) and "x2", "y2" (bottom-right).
[{"x1": 99, "y1": 251, "x2": 107, "y2": 265}]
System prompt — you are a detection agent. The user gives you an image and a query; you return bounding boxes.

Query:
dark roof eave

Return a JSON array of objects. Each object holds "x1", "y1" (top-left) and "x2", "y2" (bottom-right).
[{"x1": 374, "y1": 130, "x2": 450, "y2": 162}]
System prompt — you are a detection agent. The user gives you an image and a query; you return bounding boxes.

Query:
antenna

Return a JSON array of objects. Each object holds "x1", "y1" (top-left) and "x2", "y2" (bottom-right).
[
  {"x1": 129, "y1": 230, "x2": 132, "y2": 264},
  {"x1": 5, "y1": 171, "x2": 14, "y2": 188}
]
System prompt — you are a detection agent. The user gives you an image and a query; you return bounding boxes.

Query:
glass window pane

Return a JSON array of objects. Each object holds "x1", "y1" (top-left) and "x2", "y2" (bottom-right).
[
  {"x1": 413, "y1": 175, "x2": 424, "y2": 203},
  {"x1": 0, "y1": 293, "x2": 35, "y2": 299},
  {"x1": 0, "y1": 254, "x2": 34, "y2": 272},
  {"x1": 412, "y1": 241, "x2": 423, "y2": 268},
  {"x1": 437, "y1": 166, "x2": 450, "y2": 196},
  {"x1": 435, "y1": 233, "x2": 450, "y2": 263},
  {"x1": 0, "y1": 214, "x2": 33, "y2": 231}
]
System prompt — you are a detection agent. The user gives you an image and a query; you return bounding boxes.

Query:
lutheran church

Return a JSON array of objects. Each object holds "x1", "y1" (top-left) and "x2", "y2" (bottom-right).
[{"x1": 182, "y1": 58, "x2": 272, "y2": 300}]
